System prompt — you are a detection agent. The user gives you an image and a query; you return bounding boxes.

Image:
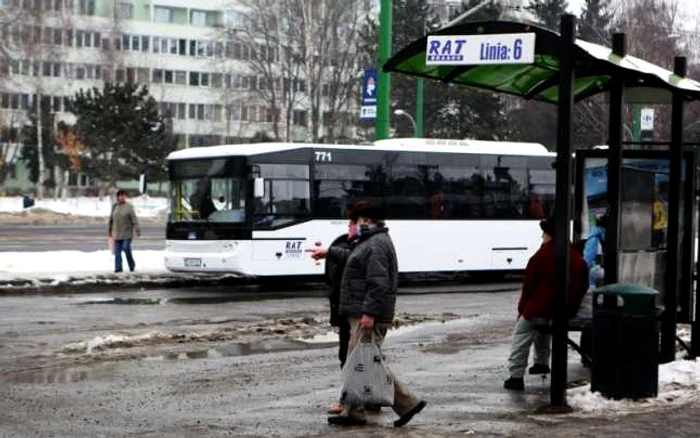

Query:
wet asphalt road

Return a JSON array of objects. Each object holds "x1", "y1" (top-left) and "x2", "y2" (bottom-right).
[
  {"x1": 0, "y1": 285, "x2": 699, "y2": 437},
  {"x1": 0, "y1": 225, "x2": 165, "y2": 252}
]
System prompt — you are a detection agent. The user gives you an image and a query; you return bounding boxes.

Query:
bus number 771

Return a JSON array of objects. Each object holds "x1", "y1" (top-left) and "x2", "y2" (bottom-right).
[{"x1": 314, "y1": 151, "x2": 332, "y2": 162}]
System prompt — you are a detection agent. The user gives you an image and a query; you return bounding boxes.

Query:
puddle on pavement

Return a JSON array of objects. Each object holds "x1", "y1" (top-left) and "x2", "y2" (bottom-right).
[
  {"x1": 145, "y1": 338, "x2": 336, "y2": 361},
  {"x1": 0, "y1": 363, "x2": 120, "y2": 384},
  {"x1": 1, "y1": 338, "x2": 336, "y2": 384},
  {"x1": 75, "y1": 292, "x2": 324, "y2": 306},
  {"x1": 77, "y1": 297, "x2": 162, "y2": 305}
]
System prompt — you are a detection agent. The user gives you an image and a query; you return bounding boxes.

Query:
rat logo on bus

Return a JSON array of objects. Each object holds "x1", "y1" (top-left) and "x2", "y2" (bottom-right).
[{"x1": 285, "y1": 241, "x2": 303, "y2": 258}]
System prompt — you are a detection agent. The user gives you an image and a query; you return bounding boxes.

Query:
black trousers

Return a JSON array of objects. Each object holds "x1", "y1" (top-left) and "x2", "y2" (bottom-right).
[{"x1": 338, "y1": 318, "x2": 351, "y2": 369}]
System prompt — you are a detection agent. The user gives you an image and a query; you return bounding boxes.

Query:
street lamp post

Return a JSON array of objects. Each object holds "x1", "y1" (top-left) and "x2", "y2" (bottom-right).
[{"x1": 394, "y1": 109, "x2": 417, "y2": 137}]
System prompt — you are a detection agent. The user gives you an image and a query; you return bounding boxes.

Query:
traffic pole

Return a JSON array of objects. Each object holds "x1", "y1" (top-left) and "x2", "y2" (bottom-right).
[{"x1": 376, "y1": 0, "x2": 392, "y2": 140}]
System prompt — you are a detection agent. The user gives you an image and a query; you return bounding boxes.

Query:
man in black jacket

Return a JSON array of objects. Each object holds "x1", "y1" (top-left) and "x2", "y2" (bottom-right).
[{"x1": 309, "y1": 201, "x2": 427, "y2": 427}]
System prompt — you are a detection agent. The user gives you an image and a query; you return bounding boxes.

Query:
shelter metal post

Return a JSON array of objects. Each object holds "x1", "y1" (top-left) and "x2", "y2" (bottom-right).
[
  {"x1": 551, "y1": 13, "x2": 576, "y2": 408},
  {"x1": 694, "y1": 169, "x2": 700, "y2": 357},
  {"x1": 661, "y1": 56, "x2": 687, "y2": 363},
  {"x1": 604, "y1": 33, "x2": 626, "y2": 285}
]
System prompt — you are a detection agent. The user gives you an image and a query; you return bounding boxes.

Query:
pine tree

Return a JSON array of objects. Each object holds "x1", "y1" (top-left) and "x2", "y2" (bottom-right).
[
  {"x1": 527, "y1": 0, "x2": 569, "y2": 31},
  {"x1": 67, "y1": 82, "x2": 176, "y2": 191},
  {"x1": 578, "y1": 0, "x2": 613, "y2": 44},
  {"x1": 21, "y1": 106, "x2": 66, "y2": 190}
]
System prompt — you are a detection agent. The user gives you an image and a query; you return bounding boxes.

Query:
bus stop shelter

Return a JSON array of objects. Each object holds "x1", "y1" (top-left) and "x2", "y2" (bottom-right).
[{"x1": 383, "y1": 15, "x2": 700, "y2": 407}]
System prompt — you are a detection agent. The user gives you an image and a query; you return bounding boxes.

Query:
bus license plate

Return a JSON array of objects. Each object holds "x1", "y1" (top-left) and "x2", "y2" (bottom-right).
[{"x1": 184, "y1": 258, "x2": 202, "y2": 267}]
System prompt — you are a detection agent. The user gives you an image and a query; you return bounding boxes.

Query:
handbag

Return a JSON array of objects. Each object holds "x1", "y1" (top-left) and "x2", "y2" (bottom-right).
[{"x1": 339, "y1": 329, "x2": 395, "y2": 407}]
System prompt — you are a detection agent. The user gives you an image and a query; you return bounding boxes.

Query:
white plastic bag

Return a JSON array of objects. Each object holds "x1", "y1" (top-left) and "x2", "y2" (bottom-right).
[{"x1": 339, "y1": 331, "x2": 394, "y2": 407}]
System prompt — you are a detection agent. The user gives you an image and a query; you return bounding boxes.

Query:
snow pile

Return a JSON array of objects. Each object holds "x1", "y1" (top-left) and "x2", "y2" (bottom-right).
[
  {"x1": 0, "y1": 250, "x2": 166, "y2": 278},
  {"x1": 568, "y1": 359, "x2": 700, "y2": 414},
  {"x1": 0, "y1": 196, "x2": 168, "y2": 218},
  {"x1": 63, "y1": 332, "x2": 168, "y2": 354}
]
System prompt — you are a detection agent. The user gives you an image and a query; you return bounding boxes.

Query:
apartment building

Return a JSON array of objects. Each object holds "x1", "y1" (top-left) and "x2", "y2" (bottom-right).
[
  {"x1": 0, "y1": 0, "x2": 371, "y2": 193},
  {"x1": 0, "y1": 0, "x2": 321, "y2": 150}
]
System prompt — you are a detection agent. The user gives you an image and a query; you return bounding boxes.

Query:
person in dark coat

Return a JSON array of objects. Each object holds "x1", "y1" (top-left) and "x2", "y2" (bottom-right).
[
  {"x1": 503, "y1": 216, "x2": 589, "y2": 391},
  {"x1": 309, "y1": 201, "x2": 427, "y2": 427},
  {"x1": 321, "y1": 219, "x2": 358, "y2": 415}
]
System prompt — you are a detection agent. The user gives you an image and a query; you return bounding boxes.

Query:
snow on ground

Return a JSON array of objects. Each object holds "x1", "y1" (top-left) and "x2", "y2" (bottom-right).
[
  {"x1": 0, "y1": 250, "x2": 167, "y2": 280},
  {"x1": 568, "y1": 359, "x2": 700, "y2": 414},
  {"x1": 0, "y1": 196, "x2": 168, "y2": 218}
]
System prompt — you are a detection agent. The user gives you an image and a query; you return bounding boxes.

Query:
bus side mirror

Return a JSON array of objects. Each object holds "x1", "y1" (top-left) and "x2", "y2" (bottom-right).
[{"x1": 254, "y1": 177, "x2": 265, "y2": 198}]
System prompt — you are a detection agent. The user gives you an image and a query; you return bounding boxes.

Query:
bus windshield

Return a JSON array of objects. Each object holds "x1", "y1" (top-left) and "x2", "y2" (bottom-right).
[{"x1": 169, "y1": 158, "x2": 247, "y2": 223}]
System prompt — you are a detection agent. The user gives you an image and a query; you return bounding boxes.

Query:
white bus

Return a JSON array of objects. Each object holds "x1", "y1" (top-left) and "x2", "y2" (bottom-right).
[{"x1": 164, "y1": 139, "x2": 556, "y2": 277}]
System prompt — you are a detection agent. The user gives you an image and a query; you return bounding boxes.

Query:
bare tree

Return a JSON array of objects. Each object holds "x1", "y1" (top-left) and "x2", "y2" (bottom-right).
[
  {"x1": 229, "y1": 0, "x2": 365, "y2": 143},
  {"x1": 0, "y1": 0, "x2": 71, "y2": 198},
  {"x1": 222, "y1": 0, "x2": 302, "y2": 141},
  {"x1": 291, "y1": 0, "x2": 365, "y2": 142}
]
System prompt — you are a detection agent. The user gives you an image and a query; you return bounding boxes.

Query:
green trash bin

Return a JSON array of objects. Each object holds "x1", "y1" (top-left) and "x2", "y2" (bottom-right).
[{"x1": 591, "y1": 283, "x2": 659, "y2": 399}]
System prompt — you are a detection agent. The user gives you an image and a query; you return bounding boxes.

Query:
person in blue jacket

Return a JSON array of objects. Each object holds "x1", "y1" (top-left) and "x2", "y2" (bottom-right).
[{"x1": 583, "y1": 213, "x2": 608, "y2": 288}]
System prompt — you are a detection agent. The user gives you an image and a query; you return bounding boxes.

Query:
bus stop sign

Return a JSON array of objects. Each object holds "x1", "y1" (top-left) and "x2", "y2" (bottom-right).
[{"x1": 360, "y1": 69, "x2": 378, "y2": 122}]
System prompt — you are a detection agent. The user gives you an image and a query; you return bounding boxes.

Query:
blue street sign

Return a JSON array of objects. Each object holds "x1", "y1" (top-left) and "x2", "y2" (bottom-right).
[{"x1": 360, "y1": 69, "x2": 377, "y2": 121}]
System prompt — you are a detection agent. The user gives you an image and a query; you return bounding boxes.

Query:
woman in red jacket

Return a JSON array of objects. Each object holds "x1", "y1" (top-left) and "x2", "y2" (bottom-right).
[{"x1": 503, "y1": 217, "x2": 589, "y2": 391}]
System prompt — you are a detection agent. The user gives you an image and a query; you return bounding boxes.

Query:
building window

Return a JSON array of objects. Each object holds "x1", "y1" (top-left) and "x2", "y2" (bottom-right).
[
  {"x1": 78, "y1": 0, "x2": 95, "y2": 15},
  {"x1": 200, "y1": 72, "x2": 209, "y2": 87},
  {"x1": 175, "y1": 70, "x2": 186, "y2": 85},
  {"x1": 137, "y1": 68, "x2": 149, "y2": 83},
  {"x1": 163, "y1": 70, "x2": 173, "y2": 84},
  {"x1": 293, "y1": 110, "x2": 307, "y2": 127},
  {"x1": 154, "y1": 6, "x2": 172, "y2": 23},
  {"x1": 131, "y1": 35, "x2": 140, "y2": 51},
  {"x1": 117, "y1": 2, "x2": 133, "y2": 19},
  {"x1": 177, "y1": 103, "x2": 186, "y2": 120},
  {"x1": 141, "y1": 36, "x2": 149, "y2": 52},
  {"x1": 211, "y1": 73, "x2": 222, "y2": 88},
  {"x1": 188, "y1": 104, "x2": 196, "y2": 119},
  {"x1": 189, "y1": 71, "x2": 199, "y2": 86},
  {"x1": 53, "y1": 28, "x2": 63, "y2": 45},
  {"x1": 152, "y1": 69, "x2": 163, "y2": 83},
  {"x1": 224, "y1": 10, "x2": 246, "y2": 29},
  {"x1": 190, "y1": 10, "x2": 207, "y2": 27},
  {"x1": 153, "y1": 37, "x2": 161, "y2": 53},
  {"x1": 52, "y1": 96, "x2": 62, "y2": 112},
  {"x1": 75, "y1": 64, "x2": 86, "y2": 80},
  {"x1": 229, "y1": 104, "x2": 240, "y2": 121}
]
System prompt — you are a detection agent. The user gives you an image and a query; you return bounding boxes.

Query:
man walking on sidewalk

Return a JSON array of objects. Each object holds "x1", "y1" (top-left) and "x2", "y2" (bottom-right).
[
  {"x1": 108, "y1": 189, "x2": 141, "y2": 273},
  {"x1": 322, "y1": 201, "x2": 426, "y2": 427}
]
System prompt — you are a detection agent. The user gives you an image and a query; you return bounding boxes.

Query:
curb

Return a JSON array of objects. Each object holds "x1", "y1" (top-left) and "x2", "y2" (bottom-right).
[
  {"x1": 0, "y1": 274, "x2": 522, "y2": 296},
  {"x1": 0, "y1": 274, "x2": 257, "y2": 296}
]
